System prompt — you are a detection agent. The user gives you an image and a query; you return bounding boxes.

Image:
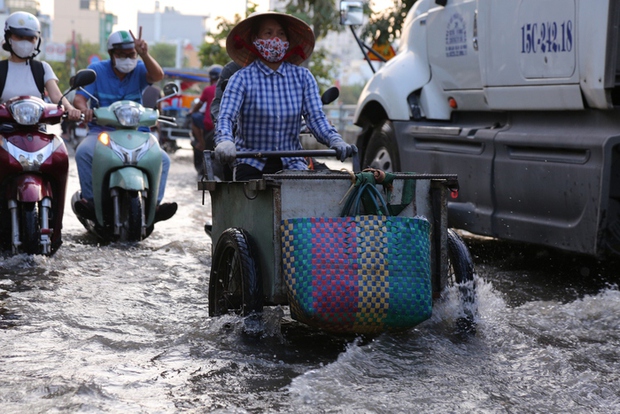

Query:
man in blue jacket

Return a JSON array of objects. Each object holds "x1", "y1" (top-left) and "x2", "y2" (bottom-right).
[{"x1": 73, "y1": 30, "x2": 176, "y2": 222}]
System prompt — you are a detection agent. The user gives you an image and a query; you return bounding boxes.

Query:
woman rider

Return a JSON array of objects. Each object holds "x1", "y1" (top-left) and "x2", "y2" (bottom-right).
[
  {"x1": 214, "y1": 11, "x2": 356, "y2": 181},
  {"x1": 1, "y1": 11, "x2": 81, "y2": 120}
]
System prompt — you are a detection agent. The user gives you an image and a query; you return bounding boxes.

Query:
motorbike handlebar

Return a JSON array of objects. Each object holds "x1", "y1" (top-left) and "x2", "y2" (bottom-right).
[{"x1": 62, "y1": 112, "x2": 86, "y2": 122}]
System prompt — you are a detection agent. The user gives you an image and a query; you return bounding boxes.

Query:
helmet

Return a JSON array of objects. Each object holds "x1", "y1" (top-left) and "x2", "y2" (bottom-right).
[
  {"x1": 3, "y1": 11, "x2": 41, "y2": 57},
  {"x1": 107, "y1": 30, "x2": 135, "y2": 53},
  {"x1": 209, "y1": 64, "x2": 223, "y2": 81},
  {"x1": 5, "y1": 11, "x2": 40, "y2": 38}
]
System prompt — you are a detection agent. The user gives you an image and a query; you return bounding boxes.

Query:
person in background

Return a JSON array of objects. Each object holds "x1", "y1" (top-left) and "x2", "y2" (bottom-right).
[
  {"x1": 189, "y1": 65, "x2": 222, "y2": 175},
  {"x1": 209, "y1": 61, "x2": 241, "y2": 181},
  {"x1": 210, "y1": 61, "x2": 241, "y2": 131},
  {"x1": 214, "y1": 12, "x2": 356, "y2": 181},
  {"x1": 0, "y1": 11, "x2": 81, "y2": 120},
  {"x1": 188, "y1": 88, "x2": 207, "y2": 152},
  {"x1": 142, "y1": 83, "x2": 163, "y2": 137},
  {"x1": 72, "y1": 29, "x2": 177, "y2": 223}
]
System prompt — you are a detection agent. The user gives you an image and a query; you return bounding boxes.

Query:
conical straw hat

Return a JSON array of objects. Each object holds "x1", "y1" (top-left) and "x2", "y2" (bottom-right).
[{"x1": 226, "y1": 11, "x2": 315, "y2": 67}]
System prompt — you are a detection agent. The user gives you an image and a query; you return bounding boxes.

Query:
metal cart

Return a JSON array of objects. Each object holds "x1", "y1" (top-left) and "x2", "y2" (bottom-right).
[{"x1": 199, "y1": 150, "x2": 476, "y2": 334}]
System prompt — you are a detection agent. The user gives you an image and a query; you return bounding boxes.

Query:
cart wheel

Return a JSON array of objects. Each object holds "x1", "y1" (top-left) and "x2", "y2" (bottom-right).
[
  {"x1": 447, "y1": 229, "x2": 477, "y2": 333},
  {"x1": 209, "y1": 227, "x2": 262, "y2": 317}
]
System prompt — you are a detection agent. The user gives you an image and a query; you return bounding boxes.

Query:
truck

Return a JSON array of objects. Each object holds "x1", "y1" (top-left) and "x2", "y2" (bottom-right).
[{"x1": 340, "y1": 0, "x2": 620, "y2": 258}]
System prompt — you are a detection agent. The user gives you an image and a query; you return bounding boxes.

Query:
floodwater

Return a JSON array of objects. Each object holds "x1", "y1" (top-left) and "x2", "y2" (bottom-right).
[{"x1": 1, "y1": 145, "x2": 620, "y2": 413}]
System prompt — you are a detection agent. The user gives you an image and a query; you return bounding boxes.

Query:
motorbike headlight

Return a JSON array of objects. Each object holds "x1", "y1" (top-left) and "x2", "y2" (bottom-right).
[
  {"x1": 113, "y1": 102, "x2": 143, "y2": 127},
  {"x1": 9, "y1": 100, "x2": 44, "y2": 125}
]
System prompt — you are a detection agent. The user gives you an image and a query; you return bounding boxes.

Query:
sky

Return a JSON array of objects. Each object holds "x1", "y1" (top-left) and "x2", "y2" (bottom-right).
[{"x1": 41, "y1": 0, "x2": 269, "y2": 33}]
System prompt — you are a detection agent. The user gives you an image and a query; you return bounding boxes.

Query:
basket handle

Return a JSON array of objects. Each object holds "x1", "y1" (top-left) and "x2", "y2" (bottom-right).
[{"x1": 341, "y1": 182, "x2": 390, "y2": 217}]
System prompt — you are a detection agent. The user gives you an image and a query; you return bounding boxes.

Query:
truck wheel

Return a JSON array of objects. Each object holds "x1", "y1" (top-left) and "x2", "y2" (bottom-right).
[
  {"x1": 118, "y1": 191, "x2": 144, "y2": 242},
  {"x1": 19, "y1": 202, "x2": 41, "y2": 254},
  {"x1": 209, "y1": 228, "x2": 262, "y2": 317},
  {"x1": 447, "y1": 229, "x2": 477, "y2": 333},
  {"x1": 363, "y1": 121, "x2": 401, "y2": 172}
]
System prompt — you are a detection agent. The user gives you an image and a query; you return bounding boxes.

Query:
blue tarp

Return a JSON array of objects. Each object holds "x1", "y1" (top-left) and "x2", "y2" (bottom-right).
[{"x1": 163, "y1": 68, "x2": 210, "y2": 82}]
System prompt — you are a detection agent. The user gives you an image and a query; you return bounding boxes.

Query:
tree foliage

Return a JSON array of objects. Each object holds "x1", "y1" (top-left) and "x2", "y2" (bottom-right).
[
  {"x1": 284, "y1": 0, "x2": 342, "y2": 39},
  {"x1": 362, "y1": 0, "x2": 418, "y2": 44},
  {"x1": 307, "y1": 47, "x2": 337, "y2": 93},
  {"x1": 197, "y1": 3, "x2": 257, "y2": 67},
  {"x1": 150, "y1": 43, "x2": 177, "y2": 68}
]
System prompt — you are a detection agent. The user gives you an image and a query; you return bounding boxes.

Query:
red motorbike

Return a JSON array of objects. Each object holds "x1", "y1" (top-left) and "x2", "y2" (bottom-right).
[{"x1": 0, "y1": 69, "x2": 96, "y2": 255}]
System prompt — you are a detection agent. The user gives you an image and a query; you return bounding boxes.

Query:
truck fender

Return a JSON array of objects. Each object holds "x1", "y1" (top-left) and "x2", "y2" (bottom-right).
[
  {"x1": 108, "y1": 167, "x2": 149, "y2": 192},
  {"x1": 355, "y1": 50, "x2": 431, "y2": 124}
]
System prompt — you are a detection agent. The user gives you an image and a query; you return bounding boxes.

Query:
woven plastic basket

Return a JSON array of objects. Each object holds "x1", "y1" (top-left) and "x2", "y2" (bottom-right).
[{"x1": 281, "y1": 214, "x2": 432, "y2": 334}]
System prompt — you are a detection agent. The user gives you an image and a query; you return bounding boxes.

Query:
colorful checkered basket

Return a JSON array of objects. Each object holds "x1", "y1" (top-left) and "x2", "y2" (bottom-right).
[{"x1": 280, "y1": 214, "x2": 432, "y2": 335}]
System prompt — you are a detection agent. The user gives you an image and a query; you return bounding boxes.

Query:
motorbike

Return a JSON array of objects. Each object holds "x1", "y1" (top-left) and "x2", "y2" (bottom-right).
[
  {"x1": 71, "y1": 83, "x2": 178, "y2": 242},
  {"x1": 0, "y1": 69, "x2": 97, "y2": 255},
  {"x1": 63, "y1": 117, "x2": 89, "y2": 150},
  {"x1": 60, "y1": 80, "x2": 90, "y2": 151},
  {"x1": 159, "y1": 67, "x2": 212, "y2": 154}
]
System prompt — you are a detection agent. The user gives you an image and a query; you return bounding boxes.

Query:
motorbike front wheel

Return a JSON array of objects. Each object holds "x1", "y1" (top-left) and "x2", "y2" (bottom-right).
[
  {"x1": 118, "y1": 191, "x2": 144, "y2": 242},
  {"x1": 209, "y1": 227, "x2": 262, "y2": 317},
  {"x1": 19, "y1": 202, "x2": 41, "y2": 254}
]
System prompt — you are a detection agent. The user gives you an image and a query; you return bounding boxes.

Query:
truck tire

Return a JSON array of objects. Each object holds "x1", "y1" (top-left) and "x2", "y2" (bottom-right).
[
  {"x1": 362, "y1": 121, "x2": 401, "y2": 172},
  {"x1": 209, "y1": 227, "x2": 262, "y2": 317}
]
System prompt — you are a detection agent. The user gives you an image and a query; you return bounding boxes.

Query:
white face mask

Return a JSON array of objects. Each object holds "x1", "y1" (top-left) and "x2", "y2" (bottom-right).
[
  {"x1": 10, "y1": 39, "x2": 35, "y2": 59},
  {"x1": 114, "y1": 57, "x2": 138, "y2": 74}
]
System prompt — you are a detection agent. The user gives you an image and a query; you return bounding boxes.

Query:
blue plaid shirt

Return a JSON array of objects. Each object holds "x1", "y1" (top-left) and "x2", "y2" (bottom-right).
[{"x1": 215, "y1": 60, "x2": 342, "y2": 171}]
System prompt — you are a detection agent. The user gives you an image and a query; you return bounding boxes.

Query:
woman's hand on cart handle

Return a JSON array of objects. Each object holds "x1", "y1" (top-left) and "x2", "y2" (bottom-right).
[
  {"x1": 330, "y1": 138, "x2": 358, "y2": 162},
  {"x1": 214, "y1": 141, "x2": 236, "y2": 164}
]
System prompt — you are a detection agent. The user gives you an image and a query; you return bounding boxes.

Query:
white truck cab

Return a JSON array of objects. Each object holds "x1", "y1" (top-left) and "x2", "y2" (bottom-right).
[{"x1": 342, "y1": 0, "x2": 620, "y2": 258}]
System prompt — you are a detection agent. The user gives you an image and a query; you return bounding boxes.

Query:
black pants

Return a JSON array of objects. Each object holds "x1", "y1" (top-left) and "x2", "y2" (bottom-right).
[{"x1": 234, "y1": 158, "x2": 283, "y2": 181}]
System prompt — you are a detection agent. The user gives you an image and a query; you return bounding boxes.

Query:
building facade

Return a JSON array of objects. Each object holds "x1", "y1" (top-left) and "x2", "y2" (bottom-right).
[
  {"x1": 137, "y1": 5, "x2": 208, "y2": 47},
  {"x1": 53, "y1": 0, "x2": 115, "y2": 51}
]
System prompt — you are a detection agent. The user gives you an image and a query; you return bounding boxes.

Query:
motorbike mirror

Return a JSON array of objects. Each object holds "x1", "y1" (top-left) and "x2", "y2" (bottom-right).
[
  {"x1": 340, "y1": 0, "x2": 364, "y2": 26},
  {"x1": 59, "y1": 69, "x2": 97, "y2": 109},
  {"x1": 71, "y1": 69, "x2": 97, "y2": 90},
  {"x1": 321, "y1": 86, "x2": 340, "y2": 105},
  {"x1": 163, "y1": 83, "x2": 179, "y2": 97}
]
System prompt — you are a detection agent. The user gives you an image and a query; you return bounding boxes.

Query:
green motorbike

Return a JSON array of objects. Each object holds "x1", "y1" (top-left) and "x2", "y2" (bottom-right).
[{"x1": 72, "y1": 84, "x2": 178, "y2": 242}]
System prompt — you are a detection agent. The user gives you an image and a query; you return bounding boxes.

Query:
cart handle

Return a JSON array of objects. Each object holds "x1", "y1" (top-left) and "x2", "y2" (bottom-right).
[{"x1": 202, "y1": 149, "x2": 361, "y2": 181}]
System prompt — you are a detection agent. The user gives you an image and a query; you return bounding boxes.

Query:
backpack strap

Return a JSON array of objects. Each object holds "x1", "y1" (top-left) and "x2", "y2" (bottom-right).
[
  {"x1": 29, "y1": 59, "x2": 45, "y2": 99},
  {"x1": 0, "y1": 60, "x2": 8, "y2": 100},
  {"x1": 0, "y1": 59, "x2": 45, "y2": 100}
]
